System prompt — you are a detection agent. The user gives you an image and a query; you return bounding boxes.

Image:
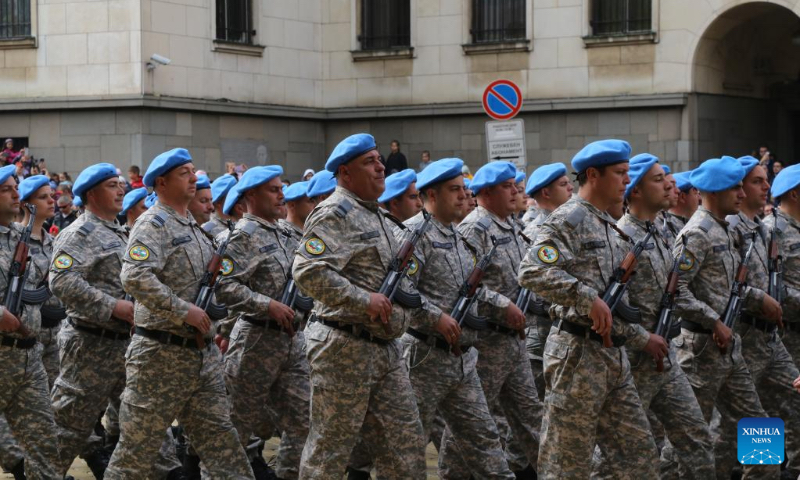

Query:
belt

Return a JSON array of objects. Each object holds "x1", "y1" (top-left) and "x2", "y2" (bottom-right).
[
  {"x1": 784, "y1": 322, "x2": 800, "y2": 333},
  {"x1": 681, "y1": 320, "x2": 713, "y2": 335},
  {"x1": 0, "y1": 334, "x2": 36, "y2": 349},
  {"x1": 557, "y1": 320, "x2": 626, "y2": 347},
  {"x1": 485, "y1": 322, "x2": 519, "y2": 336},
  {"x1": 315, "y1": 317, "x2": 390, "y2": 346},
  {"x1": 406, "y1": 328, "x2": 471, "y2": 355},
  {"x1": 741, "y1": 315, "x2": 777, "y2": 334},
  {"x1": 68, "y1": 319, "x2": 129, "y2": 341},
  {"x1": 133, "y1": 326, "x2": 200, "y2": 350},
  {"x1": 41, "y1": 317, "x2": 61, "y2": 329},
  {"x1": 242, "y1": 316, "x2": 292, "y2": 333}
]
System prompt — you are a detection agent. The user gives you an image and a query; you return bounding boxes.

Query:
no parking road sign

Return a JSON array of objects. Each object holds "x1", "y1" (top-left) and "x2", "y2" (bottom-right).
[{"x1": 482, "y1": 80, "x2": 523, "y2": 120}]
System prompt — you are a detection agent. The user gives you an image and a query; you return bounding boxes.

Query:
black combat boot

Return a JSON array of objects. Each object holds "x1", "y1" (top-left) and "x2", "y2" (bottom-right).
[
  {"x1": 345, "y1": 466, "x2": 371, "y2": 480},
  {"x1": 250, "y1": 455, "x2": 279, "y2": 480},
  {"x1": 514, "y1": 464, "x2": 537, "y2": 480},
  {"x1": 82, "y1": 447, "x2": 111, "y2": 479},
  {"x1": 181, "y1": 453, "x2": 201, "y2": 480},
  {"x1": 10, "y1": 459, "x2": 25, "y2": 480}
]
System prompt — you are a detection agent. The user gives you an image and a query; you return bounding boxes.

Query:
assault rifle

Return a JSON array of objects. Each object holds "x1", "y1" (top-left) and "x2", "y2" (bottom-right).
[
  {"x1": 653, "y1": 236, "x2": 687, "y2": 372},
  {"x1": 768, "y1": 210, "x2": 784, "y2": 309},
  {"x1": 3, "y1": 204, "x2": 36, "y2": 338},
  {"x1": 192, "y1": 220, "x2": 234, "y2": 347},
  {"x1": 277, "y1": 230, "x2": 314, "y2": 335},
  {"x1": 719, "y1": 232, "x2": 756, "y2": 353}
]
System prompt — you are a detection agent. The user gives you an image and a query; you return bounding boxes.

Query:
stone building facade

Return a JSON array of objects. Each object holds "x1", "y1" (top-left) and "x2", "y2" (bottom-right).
[{"x1": 0, "y1": 0, "x2": 798, "y2": 177}]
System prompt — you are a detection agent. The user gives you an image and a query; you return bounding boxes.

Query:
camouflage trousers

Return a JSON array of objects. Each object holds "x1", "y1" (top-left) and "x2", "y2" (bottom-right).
[
  {"x1": 782, "y1": 326, "x2": 800, "y2": 370},
  {"x1": 536, "y1": 328, "x2": 658, "y2": 479},
  {"x1": 525, "y1": 317, "x2": 552, "y2": 402},
  {"x1": 0, "y1": 322, "x2": 61, "y2": 472},
  {"x1": 593, "y1": 346, "x2": 715, "y2": 479},
  {"x1": 224, "y1": 321, "x2": 310, "y2": 480},
  {"x1": 104, "y1": 335, "x2": 253, "y2": 479},
  {"x1": 716, "y1": 324, "x2": 800, "y2": 478},
  {"x1": 0, "y1": 342, "x2": 60, "y2": 480},
  {"x1": 50, "y1": 323, "x2": 128, "y2": 475},
  {"x1": 674, "y1": 330, "x2": 779, "y2": 480},
  {"x1": 439, "y1": 330, "x2": 542, "y2": 478},
  {"x1": 301, "y1": 321, "x2": 426, "y2": 479}
]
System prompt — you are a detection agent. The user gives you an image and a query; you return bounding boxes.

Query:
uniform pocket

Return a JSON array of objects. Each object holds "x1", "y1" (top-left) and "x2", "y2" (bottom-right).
[{"x1": 543, "y1": 339, "x2": 577, "y2": 409}]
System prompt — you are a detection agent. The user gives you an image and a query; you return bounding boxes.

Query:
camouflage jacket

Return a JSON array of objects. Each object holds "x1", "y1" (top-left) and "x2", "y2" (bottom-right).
[
  {"x1": 727, "y1": 212, "x2": 771, "y2": 320},
  {"x1": 656, "y1": 211, "x2": 687, "y2": 248},
  {"x1": 673, "y1": 206, "x2": 762, "y2": 331},
  {"x1": 763, "y1": 209, "x2": 800, "y2": 323},
  {"x1": 50, "y1": 211, "x2": 129, "y2": 333},
  {"x1": 0, "y1": 223, "x2": 43, "y2": 336},
  {"x1": 121, "y1": 202, "x2": 215, "y2": 336},
  {"x1": 217, "y1": 214, "x2": 296, "y2": 320},
  {"x1": 458, "y1": 206, "x2": 526, "y2": 327},
  {"x1": 30, "y1": 228, "x2": 62, "y2": 312},
  {"x1": 292, "y1": 186, "x2": 439, "y2": 339},
  {"x1": 518, "y1": 197, "x2": 650, "y2": 350},
  {"x1": 522, "y1": 209, "x2": 551, "y2": 242},
  {"x1": 202, "y1": 215, "x2": 229, "y2": 238},
  {"x1": 521, "y1": 206, "x2": 539, "y2": 226},
  {"x1": 277, "y1": 218, "x2": 304, "y2": 243}
]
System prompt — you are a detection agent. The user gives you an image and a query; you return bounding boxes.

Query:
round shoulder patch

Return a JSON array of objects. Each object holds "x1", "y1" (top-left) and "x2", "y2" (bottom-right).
[
  {"x1": 537, "y1": 245, "x2": 559, "y2": 264},
  {"x1": 679, "y1": 252, "x2": 695, "y2": 271},
  {"x1": 129, "y1": 245, "x2": 150, "y2": 261},
  {"x1": 221, "y1": 257, "x2": 234, "y2": 276},
  {"x1": 53, "y1": 254, "x2": 73, "y2": 270},
  {"x1": 407, "y1": 256, "x2": 419, "y2": 276},
  {"x1": 305, "y1": 237, "x2": 326, "y2": 255}
]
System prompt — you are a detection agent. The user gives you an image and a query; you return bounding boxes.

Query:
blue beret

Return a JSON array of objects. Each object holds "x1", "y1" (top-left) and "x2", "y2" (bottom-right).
[
  {"x1": 73, "y1": 195, "x2": 83, "y2": 208},
  {"x1": 463, "y1": 178, "x2": 471, "y2": 190},
  {"x1": 470, "y1": 161, "x2": 517, "y2": 194},
  {"x1": 19, "y1": 175, "x2": 50, "y2": 202},
  {"x1": 211, "y1": 174, "x2": 237, "y2": 204},
  {"x1": 326, "y1": 133, "x2": 377, "y2": 173},
  {"x1": 223, "y1": 166, "x2": 283, "y2": 215},
  {"x1": 571, "y1": 139, "x2": 631, "y2": 173},
  {"x1": 515, "y1": 171, "x2": 526, "y2": 184},
  {"x1": 0, "y1": 165, "x2": 16, "y2": 186},
  {"x1": 673, "y1": 171, "x2": 694, "y2": 191},
  {"x1": 143, "y1": 148, "x2": 192, "y2": 188},
  {"x1": 196, "y1": 175, "x2": 211, "y2": 190},
  {"x1": 690, "y1": 157, "x2": 746, "y2": 192},
  {"x1": 307, "y1": 170, "x2": 337, "y2": 198},
  {"x1": 144, "y1": 191, "x2": 157, "y2": 208},
  {"x1": 417, "y1": 158, "x2": 464, "y2": 191},
  {"x1": 771, "y1": 164, "x2": 800, "y2": 198},
  {"x1": 624, "y1": 154, "x2": 660, "y2": 199},
  {"x1": 122, "y1": 188, "x2": 148, "y2": 215},
  {"x1": 378, "y1": 169, "x2": 416, "y2": 204},
  {"x1": 738, "y1": 156, "x2": 760, "y2": 176},
  {"x1": 662, "y1": 165, "x2": 671, "y2": 175},
  {"x1": 526, "y1": 163, "x2": 567, "y2": 196},
  {"x1": 73, "y1": 163, "x2": 119, "y2": 200},
  {"x1": 284, "y1": 181, "x2": 309, "y2": 202}
]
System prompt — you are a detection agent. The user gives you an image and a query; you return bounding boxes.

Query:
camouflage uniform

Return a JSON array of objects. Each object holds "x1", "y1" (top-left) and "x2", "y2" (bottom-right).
[
  {"x1": 48, "y1": 211, "x2": 131, "y2": 475},
  {"x1": 517, "y1": 197, "x2": 659, "y2": 479},
  {"x1": 293, "y1": 186, "x2": 436, "y2": 479},
  {"x1": 439, "y1": 206, "x2": 542, "y2": 476},
  {"x1": 202, "y1": 215, "x2": 228, "y2": 238},
  {"x1": 764, "y1": 211, "x2": 800, "y2": 371},
  {"x1": 278, "y1": 218, "x2": 304, "y2": 243},
  {"x1": 655, "y1": 211, "x2": 686, "y2": 248},
  {"x1": 715, "y1": 212, "x2": 800, "y2": 477},
  {"x1": 0, "y1": 223, "x2": 60, "y2": 479},
  {"x1": 593, "y1": 213, "x2": 714, "y2": 478},
  {"x1": 401, "y1": 211, "x2": 515, "y2": 479},
  {"x1": 672, "y1": 206, "x2": 778, "y2": 479},
  {"x1": 104, "y1": 202, "x2": 253, "y2": 479},
  {"x1": 520, "y1": 206, "x2": 538, "y2": 226},
  {"x1": 216, "y1": 213, "x2": 310, "y2": 480}
]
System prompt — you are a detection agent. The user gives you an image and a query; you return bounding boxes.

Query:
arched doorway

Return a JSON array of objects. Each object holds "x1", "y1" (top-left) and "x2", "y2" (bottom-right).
[{"x1": 691, "y1": 1, "x2": 800, "y2": 164}]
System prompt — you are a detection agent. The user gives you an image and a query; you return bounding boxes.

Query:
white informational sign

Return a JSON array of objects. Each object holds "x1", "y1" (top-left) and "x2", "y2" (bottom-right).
[{"x1": 485, "y1": 119, "x2": 526, "y2": 170}]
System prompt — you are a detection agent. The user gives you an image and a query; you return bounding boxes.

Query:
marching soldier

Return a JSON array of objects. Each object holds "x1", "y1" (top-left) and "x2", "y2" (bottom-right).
[
  {"x1": 216, "y1": 166, "x2": 310, "y2": 479},
  {"x1": 105, "y1": 148, "x2": 253, "y2": 479},
  {"x1": 662, "y1": 170, "x2": 699, "y2": 245},
  {"x1": 440, "y1": 161, "x2": 542, "y2": 478},
  {"x1": 518, "y1": 140, "x2": 662, "y2": 478},
  {"x1": 0, "y1": 166, "x2": 61, "y2": 480},
  {"x1": 293, "y1": 133, "x2": 440, "y2": 479},
  {"x1": 306, "y1": 169, "x2": 336, "y2": 205},
  {"x1": 672, "y1": 156, "x2": 781, "y2": 479},
  {"x1": 378, "y1": 169, "x2": 422, "y2": 222},
  {"x1": 122, "y1": 187, "x2": 149, "y2": 229},
  {"x1": 279, "y1": 181, "x2": 313, "y2": 241},
  {"x1": 203, "y1": 174, "x2": 237, "y2": 237},
  {"x1": 188, "y1": 175, "x2": 213, "y2": 226}
]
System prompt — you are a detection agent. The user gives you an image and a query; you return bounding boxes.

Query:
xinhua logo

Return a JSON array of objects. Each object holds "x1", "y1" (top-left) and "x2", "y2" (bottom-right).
[{"x1": 738, "y1": 418, "x2": 784, "y2": 465}]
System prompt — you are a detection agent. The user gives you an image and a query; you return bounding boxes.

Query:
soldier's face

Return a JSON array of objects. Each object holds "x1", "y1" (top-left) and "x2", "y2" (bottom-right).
[
  {"x1": 28, "y1": 185, "x2": 56, "y2": 219},
  {"x1": 486, "y1": 179, "x2": 518, "y2": 218},
  {"x1": 162, "y1": 163, "x2": 198, "y2": 204},
  {"x1": 341, "y1": 150, "x2": 385, "y2": 202},
  {"x1": 678, "y1": 187, "x2": 700, "y2": 215},
  {"x1": 89, "y1": 177, "x2": 125, "y2": 215},
  {"x1": 634, "y1": 164, "x2": 671, "y2": 211},
  {"x1": 0, "y1": 177, "x2": 19, "y2": 221},
  {"x1": 546, "y1": 175, "x2": 573, "y2": 208},
  {"x1": 249, "y1": 177, "x2": 285, "y2": 221},
  {"x1": 391, "y1": 183, "x2": 422, "y2": 221},
  {"x1": 742, "y1": 165, "x2": 770, "y2": 210},
  {"x1": 291, "y1": 196, "x2": 316, "y2": 223},
  {"x1": 188, "y1": 188, "x2": 213, "y2": 224},
  {"x1": 719, "y1": 183, "x2": 745, "y2": 215},
  {"x1": 666, "y1": 174, "x2": 679, "y2": 208},
  {"x1": 435, "y1": 176, "x2": 467, "y2": 221},
  {"x1": 595, "y1": 163, "x2": 630, "y2": 204},
  {"x1": 127, "y1": 199, "x2": 147, "y2": 225}
]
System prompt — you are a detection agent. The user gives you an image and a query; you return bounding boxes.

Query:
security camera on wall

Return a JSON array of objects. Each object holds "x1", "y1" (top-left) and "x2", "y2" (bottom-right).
[{"x1": 146, "y1": 54, "x2": 172, "y2": 71}]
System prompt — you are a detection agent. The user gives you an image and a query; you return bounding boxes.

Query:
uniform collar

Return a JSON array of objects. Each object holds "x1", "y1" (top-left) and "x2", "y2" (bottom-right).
[
  {"x1": 430, "y1": 214, "x2": 456, "y2": 237},
  {"x1": 243, "y1": 212, "x2": 278, "y2": 231},
  {"x1": 697, "y1": 205, "x2": 729, "y2": 227},
  {"x1": 778, "y1": 209, "x2": 800, "y2": 230},
  {"x1": 83, "y1": 210, "x2": 125, "y2": 230},
  {"x1": 337, "y1": 186, "x2": 380, "y2": 212},
  {"x1": 153, "y1": 202, "x2": 193, "y2": 226},
  {"x1": 475, "y1": 205, "x2": 513, "y2": 231},
  {"x1": 576, "y1": 197, "x2": 617, "y2": 225}
]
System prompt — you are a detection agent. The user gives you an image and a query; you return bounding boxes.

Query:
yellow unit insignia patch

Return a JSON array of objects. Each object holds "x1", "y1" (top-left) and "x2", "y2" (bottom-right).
[
  {"x1": 305, "y1": 237, "x2": 326, "y2": 255},
  {"x1": 54, "y1": 254, "x2": 73, "y2": 270},
  {"x1": 537, "y1": 245, "x2": 559, "y2": 264},
  {"x1": 679, "y1": 252, "x2": 695, "y2": 271},
  {"x1": 129, "y1": 245, "x2": 150, "y2": 261},
  {"x1": 221, "y1": 257, "x2": 234, "y2": 276}
]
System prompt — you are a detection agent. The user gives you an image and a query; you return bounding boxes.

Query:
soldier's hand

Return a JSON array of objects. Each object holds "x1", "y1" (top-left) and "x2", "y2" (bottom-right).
[
  {"x1": 505, "y1": 303, "x2": 525, "y2": 330},
  {"x1": 761, "y1": 295, "x2": 783, "y2": 326},
  {"x1": 589, "y1": 297, "x2": 613, "y2": 337},
  {"x1": 214, "y1": 334, "x2": 229, "y2": 354},
  {"x1": 185, "y1": 305, "x2": 211, "y2": 335},
  {"x1": 643, "y1": 333, "x2": 668, "y2": 363},
  {"x1": 712, "y1": 320, "x2": 732, "y2": 350},
  {"x1": 367, "y1": 293, "x2": 392, "y2": 326},
  {"x1": 0, "y1": 310, "x2": 20, "y2": 332},
  {"x1": 112, "y1": 299, "x2": 135, "y2": 325},
  {"x1": 793, "y1": 375, "x2": 800, "y2": 394},
  {"x1": 268, "y1": 300, "x2": 296, "y2": 332},
  {"x1": 435, "y1": 313, "x2": 461, "y2": 345}
]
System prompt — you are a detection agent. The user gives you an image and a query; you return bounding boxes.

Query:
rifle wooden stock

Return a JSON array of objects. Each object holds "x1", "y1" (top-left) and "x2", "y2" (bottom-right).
[
  {"x1": 618, "y1": 254, "x2": 638, "y2": 283},
  {"x1": 206, "y1": 254, "x2": 222, "y2": 288}
]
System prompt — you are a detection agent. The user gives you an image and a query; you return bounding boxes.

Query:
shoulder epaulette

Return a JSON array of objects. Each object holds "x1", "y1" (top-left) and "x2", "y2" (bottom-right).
[
  {"x1": 150, "y1": 213, "x2": 166, "y2": 228},
  {"x1": 383, "y1": 211, "x2": 408, "y2": 231},
  {"x1": 726, "y1": 215, "x2": 740, "y2": 230},
  {"x1": 202, "y1": 222, "x2": 214, "y2": 233},
  {"x1": 565, "y1": 207, "x2": 587, "y2": 229},
  {"x1": 77, "y1": 222, "x2": 96, "y2": 237},
  {"x1": 334, "y1": 199, "x2": 353, "y2": 218},
  {"x1": 240, "y1": 221, "x2": 258, "y2": 237},
  {"x1": 619, "y1": 224, "x2": 636, "y2": 239},
  {"x1": 776, "y1": 216, "x2": 788, "y2": 233},
  {"x1": 476, "y1": 217, "x2": 491, "y2": 232},
  {"x1": 698, "y1": 216, "x2": 714, "y2": 233}
]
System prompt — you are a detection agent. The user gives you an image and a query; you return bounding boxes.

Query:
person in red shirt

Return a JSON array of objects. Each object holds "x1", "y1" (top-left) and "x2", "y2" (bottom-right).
[{"x1": 127, "y1": 165, "x2": 144, "y2": 189}]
